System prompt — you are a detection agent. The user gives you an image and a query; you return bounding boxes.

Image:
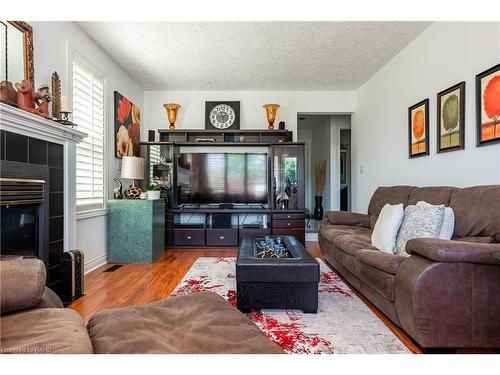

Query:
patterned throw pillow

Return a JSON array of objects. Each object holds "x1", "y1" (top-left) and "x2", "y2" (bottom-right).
[
  {"x1": 416, "y1": 201, "x2": 455, "y2": 240},
  {"x1": 395, "y1": 204, "x2": 445, "y2": 256}
]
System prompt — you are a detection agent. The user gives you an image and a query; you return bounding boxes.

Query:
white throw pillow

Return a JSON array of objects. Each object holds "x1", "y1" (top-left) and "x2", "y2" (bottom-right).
[
  {"x1": 371, "y1": 203, "x2": 404, "y2": 253},
  {"x1": 395, "y1": 203, "x2": 445, "y2": 256},
  {"x1": 416, "y1": 201, "x2": 455, "y2": 240}
]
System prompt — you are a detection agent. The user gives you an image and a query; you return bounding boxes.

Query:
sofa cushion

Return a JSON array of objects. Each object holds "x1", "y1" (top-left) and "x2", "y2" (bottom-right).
[
  {"x1": 371, "y1": 203, "x2": 404, "y2": 253},
  {"x1": 320, "y1": 224, "x2": 373, "y2": 244},
  {"x1": 408, "y1": 186, "x2": 458, "y2": 206},
  {"x1": 356, "y1": 249, "x2": 407, "y2": 275},
  {"x1": 0, "y1": 308, "x2": 93, "y2": 354},
  {"x1": 87, "y1": 291, "x2": 283, "y2": 354},
  {"x1": 331, "y1": 234, "x2": 376, "y2": 257},
  {"x1": 368, "y1": 186, "x2": 416, "y2": 228},
  {"x1": 449, "y1": 185, "x2": 500, "y2": 241},
  {"x1": 0, "y1": 259, "x2": 46, "y2": 314}
]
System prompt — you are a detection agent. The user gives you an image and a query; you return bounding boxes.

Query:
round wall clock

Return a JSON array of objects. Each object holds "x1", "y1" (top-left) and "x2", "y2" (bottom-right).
[{"x1": 205, "y1": 101, "x2": 240, "y2": 130}]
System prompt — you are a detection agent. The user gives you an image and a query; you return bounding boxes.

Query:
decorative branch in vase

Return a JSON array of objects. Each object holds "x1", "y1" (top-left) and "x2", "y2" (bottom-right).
[{"x1": 314, "y1": 160, "x2": 326, "y2": 220}]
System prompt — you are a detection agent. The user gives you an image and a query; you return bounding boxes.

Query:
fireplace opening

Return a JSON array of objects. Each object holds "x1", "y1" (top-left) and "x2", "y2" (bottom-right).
[
  {"x1": 0, "y1": 177, "x2": 47, "y2": 264},
  {"x1": 1, "y1": 204, "x2": 39, "y2": 258}
]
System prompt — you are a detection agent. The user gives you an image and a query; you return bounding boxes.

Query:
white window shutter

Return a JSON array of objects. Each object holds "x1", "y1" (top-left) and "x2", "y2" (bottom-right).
[{"x1": 72, "y1": 54, "x2": 106, "y2": 212}]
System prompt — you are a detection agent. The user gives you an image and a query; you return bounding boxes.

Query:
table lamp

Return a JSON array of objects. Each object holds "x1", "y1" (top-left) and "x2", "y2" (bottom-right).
[{"x1": 121, "y1": 156, "x2": 144, "y2": 199}]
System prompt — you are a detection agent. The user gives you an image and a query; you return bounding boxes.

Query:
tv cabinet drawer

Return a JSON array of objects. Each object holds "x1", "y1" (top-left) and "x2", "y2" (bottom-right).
[
  {"x1": 272, "y1": 219, "x2": 304, "y2": 228},
  {"x1": 239, "y1": 228, "x2": 271, "y2": 243},
  {"x1": 272, "y1": 228, "x2": 305, "y2": 245},
  {"x1": 273, "y1": 213, "x2": 305, "y2": 220},
  {"x1": 206, "y1": 229, "x2": 238, "y2": 246},
  {"x1": 173, "y1": 229, "x2": 205, "y2": 246}
]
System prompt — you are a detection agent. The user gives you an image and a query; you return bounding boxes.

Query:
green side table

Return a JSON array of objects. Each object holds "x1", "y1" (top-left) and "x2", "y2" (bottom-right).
[{"x1": 107, "y1": 199, "x2": 165, "y2": 263}]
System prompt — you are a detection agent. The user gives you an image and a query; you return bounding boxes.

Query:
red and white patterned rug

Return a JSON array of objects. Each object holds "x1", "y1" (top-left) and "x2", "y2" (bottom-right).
[{"x1": 171, "y1": 257, "x2": 410, "y2": 354}]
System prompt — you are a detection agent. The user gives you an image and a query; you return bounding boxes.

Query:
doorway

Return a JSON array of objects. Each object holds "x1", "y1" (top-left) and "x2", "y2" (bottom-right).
[{"x1": 297, "y1": 114, "x2": 351, "y2": 239}]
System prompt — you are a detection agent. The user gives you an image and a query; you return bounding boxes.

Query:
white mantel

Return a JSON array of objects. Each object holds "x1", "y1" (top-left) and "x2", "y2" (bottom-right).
[{"x1": 0, "y1": 103, "x2": 87, "y2": 252}]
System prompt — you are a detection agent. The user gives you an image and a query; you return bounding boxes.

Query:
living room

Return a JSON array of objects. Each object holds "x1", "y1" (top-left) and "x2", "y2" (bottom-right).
[{"x1": 1, "y1": 0, "x2": 499, "y2": 372}]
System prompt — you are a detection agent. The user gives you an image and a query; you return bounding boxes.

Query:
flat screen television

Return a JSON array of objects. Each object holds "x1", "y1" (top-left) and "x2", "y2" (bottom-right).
[{"x1": 176, "y1": 153, "x2": 268, "y2": 205}]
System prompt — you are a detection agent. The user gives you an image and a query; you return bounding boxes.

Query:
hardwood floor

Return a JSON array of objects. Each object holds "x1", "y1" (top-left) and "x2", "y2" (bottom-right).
[{"x1": 69, "y1": 242, "x2": 492, "y2": 354}]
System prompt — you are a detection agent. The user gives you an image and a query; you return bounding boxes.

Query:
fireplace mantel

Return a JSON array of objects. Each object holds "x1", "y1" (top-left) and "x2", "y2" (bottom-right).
[{"x1": 0, "y1": 103, "x2": 87, "y2": 252}]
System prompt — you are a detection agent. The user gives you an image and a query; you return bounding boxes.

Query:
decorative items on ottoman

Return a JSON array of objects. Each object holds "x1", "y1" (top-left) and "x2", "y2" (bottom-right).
[
  {"x1": 236, "y1": 236, "x2": 319, "y2": 313},
  {"x1": 319, "y1": 185, "x2": 500, "y2": 349},
  {"x1": 107, "y1": 199, "x2": 165, "y2": 263}
]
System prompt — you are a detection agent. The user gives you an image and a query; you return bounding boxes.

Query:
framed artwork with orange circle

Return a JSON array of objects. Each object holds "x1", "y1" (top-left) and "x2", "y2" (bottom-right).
[
  {"x1": 476, "y1": 63, "x2": 500, "y2": 146},
  {"x1": 408, "y1": 99, "x2": 430, "y2": 158}
]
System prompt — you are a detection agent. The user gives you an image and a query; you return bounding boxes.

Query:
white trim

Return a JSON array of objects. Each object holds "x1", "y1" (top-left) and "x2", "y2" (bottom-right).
[
  {"x1": 77, "y1": 208, "x2": 107, "y2": 220},
  {"x1": 84, "y1": 254, "x2": 107, "y2": 274},
  {"x1": 305, "y1": 232, "x2": 318, "y2": 242}
]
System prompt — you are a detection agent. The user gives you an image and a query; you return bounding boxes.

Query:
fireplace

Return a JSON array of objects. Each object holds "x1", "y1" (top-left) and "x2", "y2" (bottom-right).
[{"x1": 0, "y1": 177, "x2": 49, "y2": 266}]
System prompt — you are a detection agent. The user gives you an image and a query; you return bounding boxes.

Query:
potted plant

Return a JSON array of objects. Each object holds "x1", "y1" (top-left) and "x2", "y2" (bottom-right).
[{"x1": 144, "y1": 183, "x2": 161, "y2": 200}]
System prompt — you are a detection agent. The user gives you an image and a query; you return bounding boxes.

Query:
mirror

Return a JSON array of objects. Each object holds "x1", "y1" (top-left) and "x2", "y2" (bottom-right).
[{"x1": 0, "y1": 21, "x2": 34, "y2": 86}]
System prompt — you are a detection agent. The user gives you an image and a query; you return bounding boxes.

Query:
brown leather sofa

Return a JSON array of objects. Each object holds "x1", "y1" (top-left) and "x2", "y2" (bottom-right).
[
  {"x1": 319, "y1": 185, "x2": 500, "y2": 349},
  {"x1": 0, "y1": 259, "x2": 282, "y2": 354}
]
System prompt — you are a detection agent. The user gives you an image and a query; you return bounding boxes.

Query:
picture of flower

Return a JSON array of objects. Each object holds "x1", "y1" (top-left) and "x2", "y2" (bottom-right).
[
  {"x1": 476, "y1": 63, "x2": 500, "y2": 146},
  {"x1": 114, "y1": 91, "x2": 141, "y2": 158},
  {"x1": 408, "y1": 99, "x2": 429, "y2": 158}
]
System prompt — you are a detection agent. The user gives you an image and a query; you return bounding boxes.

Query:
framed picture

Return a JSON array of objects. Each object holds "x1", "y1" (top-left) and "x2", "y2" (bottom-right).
[
  {"x1": 114, "y1": 91, "x2": 141, "y2": 158},
  {"x1": 476, "y1": 63, "x2": 500, "y2": 146},
  {"x1": 437, "y1": 81, "x2": 465, "y2": 153},
  {"x1": 205, "y1": 101, "x2": 240, "y2": 130},
  {"x1": 408, "y1": 99, "x2": 430, "y2": 158}
]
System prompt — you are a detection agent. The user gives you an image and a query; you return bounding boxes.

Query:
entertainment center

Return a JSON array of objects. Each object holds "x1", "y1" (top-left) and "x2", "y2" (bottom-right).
[{"x1": 140, "y1": 129, "x2": 306, "y2": 248}]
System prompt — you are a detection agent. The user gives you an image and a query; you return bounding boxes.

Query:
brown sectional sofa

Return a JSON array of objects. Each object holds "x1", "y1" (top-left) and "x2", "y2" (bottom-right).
[
  {"x1": 0, "y1": 259, "x2": 282, "y2": 354},
  {"x1": 319, "y1": 185, "x2": 500, "y2": 349}
]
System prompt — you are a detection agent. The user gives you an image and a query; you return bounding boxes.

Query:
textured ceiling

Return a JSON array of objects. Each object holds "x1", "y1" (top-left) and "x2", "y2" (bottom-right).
[{"x1": 77, "y1": 22, "x2": 431, "y2": 91}]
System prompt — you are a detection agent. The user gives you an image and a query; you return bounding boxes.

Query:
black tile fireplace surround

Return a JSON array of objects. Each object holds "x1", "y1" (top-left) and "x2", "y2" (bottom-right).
[{"x1": 0, "y1": 130, "x2": 64, "y2": 292}]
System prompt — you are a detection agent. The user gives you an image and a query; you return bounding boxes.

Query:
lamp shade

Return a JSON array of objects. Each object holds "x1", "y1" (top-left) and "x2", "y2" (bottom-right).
[{"x1": 121, "y1": 156, "x2": 144, "y2": 180}]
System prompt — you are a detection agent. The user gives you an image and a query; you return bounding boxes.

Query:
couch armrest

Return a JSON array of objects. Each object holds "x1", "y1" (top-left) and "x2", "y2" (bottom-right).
[
  {"x1": 406, "y1": 238, "x2": 500, "y2": 265},
  {"x1": 0, "y1": 259, "x2": 46, "y2": 314},
  {"x1": 325, "y1": 211, "x2": 370, "y2": 228}
]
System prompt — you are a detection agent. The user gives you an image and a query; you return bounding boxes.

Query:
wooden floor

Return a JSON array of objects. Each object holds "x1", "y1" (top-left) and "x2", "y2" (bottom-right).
[{"x1": 69, "y1": 242, "x2": 493, "y2": 354}]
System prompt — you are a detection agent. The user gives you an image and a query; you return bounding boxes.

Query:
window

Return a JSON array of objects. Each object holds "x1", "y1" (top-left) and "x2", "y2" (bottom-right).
[{"x1": 71, "y1": 50, "x2": 107, "y2": 213}]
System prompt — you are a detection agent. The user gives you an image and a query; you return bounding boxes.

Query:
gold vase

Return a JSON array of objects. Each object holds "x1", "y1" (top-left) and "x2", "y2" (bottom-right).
[
  {"x1": 163, "y1": 103, "x2": 181, "y2": 129},
  {"x1": 263, "y1": 104, "x2": 280, "y2": 130}
]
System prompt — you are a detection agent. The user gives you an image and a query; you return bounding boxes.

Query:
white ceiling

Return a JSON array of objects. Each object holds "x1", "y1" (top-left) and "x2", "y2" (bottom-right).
[{"x1": 77, "y1": 22, "x2": 431, "y2": 91}]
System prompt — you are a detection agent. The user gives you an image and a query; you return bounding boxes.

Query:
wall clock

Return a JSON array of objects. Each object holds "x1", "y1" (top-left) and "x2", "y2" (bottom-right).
[{"x1": 205, "y1": 101, "x2": 240, "y2": 130}]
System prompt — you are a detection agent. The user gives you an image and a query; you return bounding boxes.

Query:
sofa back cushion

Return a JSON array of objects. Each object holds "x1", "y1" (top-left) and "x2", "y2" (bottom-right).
[
  {"x1": 0, "y1": 259, "x2": 46, "y2": 314},
  {"x1": 449, "y1": 185, "x2": 500, "y2": 242},
  {"x1": 368, "y1": 186, "x2": 416, "y2": 228},
  {"x1": 408, "y1": 186, "x2": 458, "y2": 206}
]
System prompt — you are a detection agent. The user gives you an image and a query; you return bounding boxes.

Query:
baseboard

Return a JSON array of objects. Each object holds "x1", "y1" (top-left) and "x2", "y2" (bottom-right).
[
  {"x1": 305, "y1": 232, "x2": 318, "y2": 242},
  {"x1": 85, "y1": 254, "x2": 107, "y2": 274}
]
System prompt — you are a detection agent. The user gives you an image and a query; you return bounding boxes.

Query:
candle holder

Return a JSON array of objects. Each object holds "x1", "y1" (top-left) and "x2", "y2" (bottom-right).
[
  {"x1": 163, "y1": 103, "x2": 181, "y2": 129},
  {"x1": 55, "y1": 111, "x2": 75, "y2": 127},
  {"x1": 263, "y1": 104, "x2": 280, "y2": 130}
]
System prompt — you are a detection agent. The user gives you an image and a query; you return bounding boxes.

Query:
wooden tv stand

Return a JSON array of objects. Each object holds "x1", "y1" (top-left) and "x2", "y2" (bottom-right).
[
  {"x1": 165, "y1": 207, "x2": 305, "y2": 248},
  {"x1": 141, "y1": 129, "x2": 306, "y2": 249}
]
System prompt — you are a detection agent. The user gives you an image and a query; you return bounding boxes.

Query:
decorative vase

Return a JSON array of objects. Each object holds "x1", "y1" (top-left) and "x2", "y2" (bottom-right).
[
  {"x1": 147, "y1": 190, "x2": 161, "y2": 200},
  {"x1": 263, "y1": 103, "x2": 280, "y2": 130},
  {"x1": 163, "y1": 103, "x2": 181, "y2": 129},
  {"x1": 313, "y1": 195, "x2": 324, "y2": 220}
]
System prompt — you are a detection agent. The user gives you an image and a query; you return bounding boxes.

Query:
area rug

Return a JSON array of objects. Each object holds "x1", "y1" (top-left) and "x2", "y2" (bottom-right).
[{"x1": 171, "y1": 257, "x2": 410, "y2": 354}]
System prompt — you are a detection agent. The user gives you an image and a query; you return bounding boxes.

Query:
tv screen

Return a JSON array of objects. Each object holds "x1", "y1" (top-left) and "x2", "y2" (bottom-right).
[{"x1": 176, "y1": 153, "x2": 268, "y2": 205}]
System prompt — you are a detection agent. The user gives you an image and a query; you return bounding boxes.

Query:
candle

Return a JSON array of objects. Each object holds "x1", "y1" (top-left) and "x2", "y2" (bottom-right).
[{"x1": 61, "y1": 96, "x2": 71, "y2": 112}]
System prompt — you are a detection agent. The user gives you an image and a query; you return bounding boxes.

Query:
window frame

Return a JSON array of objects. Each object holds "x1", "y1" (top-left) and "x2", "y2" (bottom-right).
[{"x1": 68, "y1": 45, "x2": 108, "y2": 219}]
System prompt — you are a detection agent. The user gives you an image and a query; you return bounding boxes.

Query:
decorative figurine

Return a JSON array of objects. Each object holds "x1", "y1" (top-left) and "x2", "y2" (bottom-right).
[
  {"x1": 0, "y1": 81, "x2": 18, "y2": 107},
  {"x1": 113, "y1": 178, "x2": 123, "y2": 199},
  {"x1": 15, "y1": 80, "x2": 46, "y2": 117},
  {"x1": 36, "y1": 85, "x2": 51, "y2": 118}
]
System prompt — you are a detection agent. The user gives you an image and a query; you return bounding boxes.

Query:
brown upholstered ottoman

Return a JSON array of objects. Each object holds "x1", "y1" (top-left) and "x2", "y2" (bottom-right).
[{"x1": 87, "y1": 291, "x2": 283, "y2": 354}]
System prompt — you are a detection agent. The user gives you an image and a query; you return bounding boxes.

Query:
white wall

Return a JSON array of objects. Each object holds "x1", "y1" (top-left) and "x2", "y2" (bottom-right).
[
  {"x1": 352, "y1": 22, "x2": 500, "y2": 212},
  {"x1": 143, "y1": 91, "x2": 355, "y2": 141},
  {"x1": 32, "y1": 21, "x2": 143, "y2": 271}
]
